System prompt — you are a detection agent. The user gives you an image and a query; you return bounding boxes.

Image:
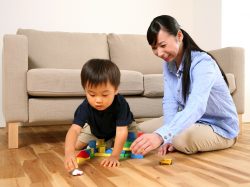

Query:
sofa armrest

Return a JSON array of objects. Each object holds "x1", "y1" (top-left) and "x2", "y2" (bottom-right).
[
  {"x1": 2, "y1": 35, "x2": 28, "y2": 123},
  {"x1": 209, "y1": 47, "x2": 245, "y2": 114}
]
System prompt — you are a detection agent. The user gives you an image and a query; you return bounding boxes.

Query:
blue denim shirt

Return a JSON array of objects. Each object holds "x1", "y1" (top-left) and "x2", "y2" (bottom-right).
[{"x1": 155, "y1": 51, "x2": 239, "y2": 144}]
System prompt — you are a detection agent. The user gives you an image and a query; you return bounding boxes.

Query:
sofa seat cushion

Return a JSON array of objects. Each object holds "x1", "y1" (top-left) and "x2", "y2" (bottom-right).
[
  {"x1": 28, "y1": 97, "x2": 163, "y2": 124},
  {"x1": 27, "y1": 69, "x2": 143, "y2": 96},
  {"x1": 143, "y1": 74, "x2": 164, "y2": 97},
  {"x1": 27, "y1": 69, "x2": 236, "y2": 97},
  {"x1": 27, "y1": 69, "x2": 82, "y2": 96},
  {"x1": 119, "y1": 70, "x2": 144, "y2": 95}
]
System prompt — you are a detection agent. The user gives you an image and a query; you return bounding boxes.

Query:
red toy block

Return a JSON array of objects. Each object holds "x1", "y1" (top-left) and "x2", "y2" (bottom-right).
[
  {"x1": 77, "y1": 150, "x2": 90, "y2": 158},
  {"x1": 137, "y1": 131, "x2": 144, "y2": 137}
]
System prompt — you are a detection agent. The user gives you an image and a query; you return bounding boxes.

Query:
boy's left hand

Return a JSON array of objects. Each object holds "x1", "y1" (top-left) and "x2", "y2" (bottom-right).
[{"x1": 100, "y1": 155, "x2": 120, "y2": 167}]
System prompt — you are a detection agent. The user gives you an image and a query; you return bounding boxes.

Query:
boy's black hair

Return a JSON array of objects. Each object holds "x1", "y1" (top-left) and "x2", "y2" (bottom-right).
[
  {"x1": 81, "y1": 59, "x2": 120, "y2": 89},
  {"x1": 147, "y1": 15, "x2": 228, "y2": 103}
]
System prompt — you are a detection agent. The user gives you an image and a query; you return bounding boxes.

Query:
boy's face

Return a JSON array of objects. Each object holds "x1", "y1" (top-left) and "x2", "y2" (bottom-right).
[{"x1": 85, "y1": 82, "x2": 118, "y2": 111}]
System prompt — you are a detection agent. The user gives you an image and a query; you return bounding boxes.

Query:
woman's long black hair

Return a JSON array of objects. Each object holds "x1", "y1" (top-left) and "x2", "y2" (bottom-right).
[{"x1": 147, "y1": 15, "x2": 228, "y2": 103}]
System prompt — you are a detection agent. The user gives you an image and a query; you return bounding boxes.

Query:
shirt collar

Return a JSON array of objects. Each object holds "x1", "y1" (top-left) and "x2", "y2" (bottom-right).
[{"x1": 167, "y1": 52, "x2": 186, "y2": 74}]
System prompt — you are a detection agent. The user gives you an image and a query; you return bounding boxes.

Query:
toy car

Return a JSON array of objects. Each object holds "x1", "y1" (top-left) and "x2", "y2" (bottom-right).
[{"x1": 159, "y1": 158, "x2": 172, "y2": 165}]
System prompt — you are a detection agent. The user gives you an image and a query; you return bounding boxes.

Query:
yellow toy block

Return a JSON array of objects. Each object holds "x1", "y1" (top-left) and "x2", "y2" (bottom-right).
[
  {"x1": 94, "y1": 153, "x2": 111, "y2": 157},
  {"x1": 96, "y1": 139, "x2": 105, "y2": 147},
  {"x1": 99, "y1": 146, "x2": 106, "y2": 153},
  {"x1": 159, "y1": 158, "x2": 172, "y2": 165},
  {"x1": 77, "y1": 157, "x2": 90, "y2": 165},
  {"x1": 122, "y1": 147, "x2": 131, "y2": 151}
]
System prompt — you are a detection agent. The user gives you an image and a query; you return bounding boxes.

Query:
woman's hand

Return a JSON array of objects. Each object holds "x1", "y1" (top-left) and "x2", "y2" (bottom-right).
[
  {"x1": 100, "y1": 155, "x2": 120, "y2": 167},
  {"x1": 130, "y1": 133, "x2": 163, "y2": 155},
  {"x1": 158, "y1": 143, "x2": 175, "y2": 156}
]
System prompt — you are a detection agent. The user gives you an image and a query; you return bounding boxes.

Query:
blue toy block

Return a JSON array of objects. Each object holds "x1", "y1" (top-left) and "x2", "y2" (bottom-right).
[
  {"x1": 88, "y1": 140, "x2": 96, "y2": 148},
  {"x1": 127, "y1": 132, "x2": 137, "y2": 141},
  {"x1": 85, "y1": 149, "x2": 91, "y2": 155},
  {"x1": 131, "y1": 153, "x2": 144, "y2": 159},
  {"x1": 105, "y1": 148, "x2": 113, "y2": 154}
]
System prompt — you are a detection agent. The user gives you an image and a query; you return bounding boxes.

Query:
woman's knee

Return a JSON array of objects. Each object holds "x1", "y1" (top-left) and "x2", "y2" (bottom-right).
[{"x1": 172, "y1": 133, "x2": 198, "y2": 154}]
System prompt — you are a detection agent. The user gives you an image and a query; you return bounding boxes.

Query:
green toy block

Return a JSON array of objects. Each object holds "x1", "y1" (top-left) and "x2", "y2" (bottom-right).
[{"x1": 123, "y1": 141, "x2": 132, "y2": 148}]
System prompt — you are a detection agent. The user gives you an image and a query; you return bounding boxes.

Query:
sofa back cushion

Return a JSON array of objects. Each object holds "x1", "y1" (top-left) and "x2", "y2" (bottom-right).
[
  {"x1": 108, "y1": 33, "x2": 162, "y2": 74},
  {"x1": 17, "y1": 29, "x2": 109, "y2": 69}
]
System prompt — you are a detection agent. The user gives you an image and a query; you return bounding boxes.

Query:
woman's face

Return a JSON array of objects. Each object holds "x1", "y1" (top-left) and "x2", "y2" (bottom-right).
[{"x1": 151, "y1": 29, "x2": 183, "y2": 63}]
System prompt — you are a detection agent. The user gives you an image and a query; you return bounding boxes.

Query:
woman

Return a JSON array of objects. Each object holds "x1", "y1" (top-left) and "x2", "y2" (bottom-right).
[{"x1": 131, "y1": 15, "x2": 238, "y2": 155}]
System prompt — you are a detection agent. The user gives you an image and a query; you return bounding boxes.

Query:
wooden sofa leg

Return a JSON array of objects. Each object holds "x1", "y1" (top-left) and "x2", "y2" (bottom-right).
[
  {"x1": 8, "y1": 122, "x2": 20, "y2": 149},
  {"x1": 238, "y1": 114, "x2": 242, "y2": 135}
]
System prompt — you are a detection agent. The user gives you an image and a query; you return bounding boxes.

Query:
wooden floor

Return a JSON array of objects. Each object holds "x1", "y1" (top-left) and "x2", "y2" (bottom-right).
[{"x1": 0, "y1": 124, "x2": 250, "y2": 187}]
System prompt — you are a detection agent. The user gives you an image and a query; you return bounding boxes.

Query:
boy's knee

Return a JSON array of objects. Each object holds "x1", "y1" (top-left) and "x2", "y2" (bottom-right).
[{"x1": 75, "y1": 141, "x2": 87, "y2": 150}]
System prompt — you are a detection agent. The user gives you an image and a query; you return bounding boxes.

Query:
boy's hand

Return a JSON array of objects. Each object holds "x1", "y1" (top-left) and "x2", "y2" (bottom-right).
[
  {"x1": 101, "y1": 126, "x2": 127, "y2": 168},
  {"x1": 64, "y1": 153, "x2": 78, "y2": 172},
  {"x1": 100, "y1": 155, "x2": 120, "y2": 167},
  {"x1": 64, "y1": 124, "x2": 82, "y2": 172},
  {"x1": 158, "y1": 143, "x2": 175, "y2": 156}
]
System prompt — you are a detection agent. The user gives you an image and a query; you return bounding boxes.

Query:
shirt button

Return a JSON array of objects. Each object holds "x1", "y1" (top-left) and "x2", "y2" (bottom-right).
[{"x1": 164, "y1": 136, "x2": 168, "y2": 139}]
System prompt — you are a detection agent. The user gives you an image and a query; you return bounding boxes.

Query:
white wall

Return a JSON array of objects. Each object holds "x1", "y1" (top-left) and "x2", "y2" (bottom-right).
[
  {"x1": 0, "y1": 0, "x2": 221, "y2": 127},
  {"x1": 194, "y1": 0, "x2": 221, "y2": 50},
  {"x1": 222, "y1": 0, "x2": 250, "y2": 122}
]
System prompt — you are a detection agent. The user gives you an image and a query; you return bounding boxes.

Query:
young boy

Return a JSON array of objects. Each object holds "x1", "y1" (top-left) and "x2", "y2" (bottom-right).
[{"x1": 64, "y1": 59, "x2": 135, "y2": 172}]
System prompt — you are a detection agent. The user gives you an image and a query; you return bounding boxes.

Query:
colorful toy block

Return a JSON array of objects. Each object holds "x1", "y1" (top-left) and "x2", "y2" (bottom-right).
[
  {"x1": 98, "y1": 146, "x2": 106, "y2": 153},
  {"x1": 120, "y1": 151, "x2": 132, "y2": 159},
  {"x1": 96, "y1": 139, "x2": 105, "y2": 147},
  {"x1": 127, "y1": 131, "x2": 137, "y2": 141},
  {"x1": 77, "y1": 150, "x2": 90, "y2": 158},
  {"x1": 122, "y1": 147, "x2": 131, "y2": 151},
  {"x1": 90, "y1": 148, "x2": 95, "y2": 158},
  {"x1": 88, "y1": 140, "x2": 96, "y2": 148},
  {"x1": 76, "y1": 131, "x2": 145, "y2": 166},
  {"x1": 131, "y1": 153, "x2": 144, "y2": 159},
  {"x1": 123, "y1": 141, "x2": 132, "y2": 148},
  {"x1": 76, "y1": 150, "x2": 90, "y2": 164},
  {"x1": 137, "y1": 131, "x2": 144, "y2": 137},
  {"x1": 77, "y1": 157, "x2": 90, "y2": 165},
  {"x1": 159, "y1": 158, "x2": 172, "y2": 165},
  {"x1": 94, "y1": 152, "x2": 111, "y2": 157},
  {"x1": 105, "y1": 148, "x2": 113, "y2": 154}
]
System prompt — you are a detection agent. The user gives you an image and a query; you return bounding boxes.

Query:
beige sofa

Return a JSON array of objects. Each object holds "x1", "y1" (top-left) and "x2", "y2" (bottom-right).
[{"x1": 2, "y1": 29, "x2": 245, "y2": 148}]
